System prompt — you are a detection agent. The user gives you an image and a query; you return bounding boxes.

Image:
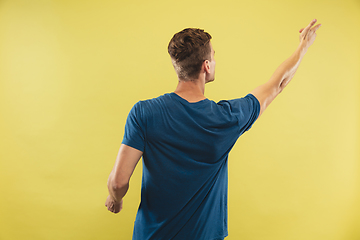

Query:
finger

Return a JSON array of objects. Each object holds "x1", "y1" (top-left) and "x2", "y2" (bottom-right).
[
  {"x1": 311, "y1": 23, "x2": 322, "y2": 32},
  {"x1": 299, "y1": 28, "x2": 304, "y2": 33},
  {"x1": 108, "y1": 203, "x2": 114, "y2": 211},
  {"x1": 114, "y1": 207, "x2": 120, "y2": 213},
  {"x1": 303, "y1": 19, "x2": 317, "y2": 35}
]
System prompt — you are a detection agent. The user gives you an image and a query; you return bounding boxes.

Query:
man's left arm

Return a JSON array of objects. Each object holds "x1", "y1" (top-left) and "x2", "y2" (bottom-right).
[{"x1": 105, "y1": 144, "x2": 143, "y2": 214}]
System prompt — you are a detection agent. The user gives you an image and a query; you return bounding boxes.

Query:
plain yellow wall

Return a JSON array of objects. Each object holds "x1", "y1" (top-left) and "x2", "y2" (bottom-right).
[{"x1": 0, "y1": 0, "x2": 359, "y2": 239}]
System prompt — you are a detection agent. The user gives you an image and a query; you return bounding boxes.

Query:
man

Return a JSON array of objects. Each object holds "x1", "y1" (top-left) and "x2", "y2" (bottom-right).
[{"x1": 105, "y1": 19, "x2": 321, "y2": 239}]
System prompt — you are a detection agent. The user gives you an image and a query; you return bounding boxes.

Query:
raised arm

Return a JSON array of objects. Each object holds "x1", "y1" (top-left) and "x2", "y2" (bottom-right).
[
  {"x1": 105, "y1": 144, "x2": 143, "y2": 213},
  {"x1": 251, "y1": 19, "x2": 322, "y2": 118}
]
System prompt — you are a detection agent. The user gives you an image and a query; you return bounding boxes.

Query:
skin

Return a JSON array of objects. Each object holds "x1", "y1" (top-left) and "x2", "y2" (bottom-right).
[
  {"x1": 105, "y1": 19, "x2": 321, "y2": 213},
  {"x1": 173, "y1": 42, "x2": 216, "y2": 103}
]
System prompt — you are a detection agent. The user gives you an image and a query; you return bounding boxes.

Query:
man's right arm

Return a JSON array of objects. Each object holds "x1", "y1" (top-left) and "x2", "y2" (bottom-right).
[{"x1": 251, "y1": 19, "x2": 321, "y2": 118}]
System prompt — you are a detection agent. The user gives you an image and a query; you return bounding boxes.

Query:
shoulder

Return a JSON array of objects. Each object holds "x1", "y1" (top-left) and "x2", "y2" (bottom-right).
[
  {"x1": 131, "y1": 93, "x2": 172, "y2": 115},
  {"x1": 217, "y1": 94, "x2": 259, "y2": 108},
  {"x1": 215, "y1": 94, "x2": 260, "y2": 120},
  {"x1": 136, "y1": 93, "x2": 172, "y2": 107}
]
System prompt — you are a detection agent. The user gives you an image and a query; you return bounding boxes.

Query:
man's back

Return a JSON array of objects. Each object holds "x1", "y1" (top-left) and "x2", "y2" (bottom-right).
[{"x1": 123, "y1": 92, "x2": 260, "y2": 239}]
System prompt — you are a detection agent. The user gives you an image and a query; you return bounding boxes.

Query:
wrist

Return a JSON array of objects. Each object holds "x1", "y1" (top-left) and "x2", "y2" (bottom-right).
[{"x1": 298, "y1": 41, "x2": 308, "y2": 55}]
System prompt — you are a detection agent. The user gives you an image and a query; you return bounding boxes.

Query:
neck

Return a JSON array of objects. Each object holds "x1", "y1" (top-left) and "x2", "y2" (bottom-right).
[{"x1": 174, "y1": 77, "x2": 206, "y2": 103}]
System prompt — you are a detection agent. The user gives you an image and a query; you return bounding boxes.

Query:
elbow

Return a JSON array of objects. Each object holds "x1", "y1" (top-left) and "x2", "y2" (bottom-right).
[
  {"x1": 278, "y1": 74, "x2": 293, "y2": 93},
  {"x1": 278, "y1": 86, "x2": 284, "y2": 94},
  {"x1": 271, "y1": 84, "x2": 282, "y2": 98},
  {"x1": 108, "y1": 178, "x2": 129, "y2": 191},
  {"x1": 276, "y1": 83, "x2": 286, "y2": 95}
]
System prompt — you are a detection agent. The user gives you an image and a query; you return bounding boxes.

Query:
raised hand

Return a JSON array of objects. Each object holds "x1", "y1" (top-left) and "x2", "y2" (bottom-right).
[{"x1": 298, "y1": 19, "x2": 322, "y2": 49}]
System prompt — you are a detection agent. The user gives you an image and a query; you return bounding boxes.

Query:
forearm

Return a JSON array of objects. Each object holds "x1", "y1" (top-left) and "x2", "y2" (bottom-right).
[
  {"x1": 269, "y1": 41, "x2": 307, "y2": 92},
  {"x1": 107, "y1": 169, "x2": 129, "y2": 202},
  {"x1": 106, "y1": 144, "x2": 142, "y2": 204}
]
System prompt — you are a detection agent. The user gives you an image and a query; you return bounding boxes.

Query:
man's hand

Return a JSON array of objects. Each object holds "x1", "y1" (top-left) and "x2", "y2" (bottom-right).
[
  {"x1": 299, "y1": 19, "x2": 322, "y2": 49},
  {"x1": 105, "y1": 195, "x2": 123, "y2": 214}
]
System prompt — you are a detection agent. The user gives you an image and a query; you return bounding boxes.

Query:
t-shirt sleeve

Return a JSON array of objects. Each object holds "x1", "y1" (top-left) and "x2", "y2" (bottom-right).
[
  {"x1": 217, "y1": 93, "x2": 260, "y2": 133},
  {"x1": 121, "y1": 101, "x2": 146, "y2": 152}
]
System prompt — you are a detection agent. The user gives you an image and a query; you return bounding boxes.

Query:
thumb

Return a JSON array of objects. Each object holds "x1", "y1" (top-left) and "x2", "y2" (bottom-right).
[{"x1": 299, "y1": 28, "x2": 304, "y2": 33}]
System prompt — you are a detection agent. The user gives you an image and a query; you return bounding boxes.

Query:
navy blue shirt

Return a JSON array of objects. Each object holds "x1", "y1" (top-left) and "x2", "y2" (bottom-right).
[{"x1": 122, "y1": 92, "x2": 260, "y2": 240}]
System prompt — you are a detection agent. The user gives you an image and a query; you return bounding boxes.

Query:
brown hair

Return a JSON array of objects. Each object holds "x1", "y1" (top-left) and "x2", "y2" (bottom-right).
[{"x1": 168, "y1": 28, "x2": 212, "y2": 81}]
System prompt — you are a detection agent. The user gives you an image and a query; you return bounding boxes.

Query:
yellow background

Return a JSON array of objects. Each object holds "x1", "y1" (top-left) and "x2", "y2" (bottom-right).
[{"x1": 0, "y1": 0, "x2": 359, "y2": 239}]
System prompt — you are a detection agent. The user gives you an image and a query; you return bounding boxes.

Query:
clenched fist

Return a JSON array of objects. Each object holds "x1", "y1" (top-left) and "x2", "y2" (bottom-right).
[{"x1": 105, "y1": 195, "x2": 123, "y2": 214}]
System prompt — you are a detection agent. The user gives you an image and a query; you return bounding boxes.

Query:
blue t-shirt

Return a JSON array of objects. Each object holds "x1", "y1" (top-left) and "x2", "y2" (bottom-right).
[{"x1": 122, "y1": 92, "x2": 260, "y2": 240}]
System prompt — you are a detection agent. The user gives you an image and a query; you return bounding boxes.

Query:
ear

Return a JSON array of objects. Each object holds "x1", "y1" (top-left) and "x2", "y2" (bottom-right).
[{"x1": 203, "y1": 60, "x2": 211, "y2": 73}]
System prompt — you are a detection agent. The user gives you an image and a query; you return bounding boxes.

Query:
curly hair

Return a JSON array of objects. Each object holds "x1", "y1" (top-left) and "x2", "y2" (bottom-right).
[{"x1": 168, "y1": 28, "x2": 212, "y2": 81}]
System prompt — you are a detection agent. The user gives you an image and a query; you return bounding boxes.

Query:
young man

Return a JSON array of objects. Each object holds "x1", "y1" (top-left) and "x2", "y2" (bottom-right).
[{"x1": 106, "y1": 19, "x2": 321, "y2": 239}]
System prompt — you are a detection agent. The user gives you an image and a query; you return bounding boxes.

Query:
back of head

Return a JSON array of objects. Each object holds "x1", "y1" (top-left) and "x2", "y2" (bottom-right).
[{"x1": 168, "y1": 28, "x2": 212, "y2": 81}]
